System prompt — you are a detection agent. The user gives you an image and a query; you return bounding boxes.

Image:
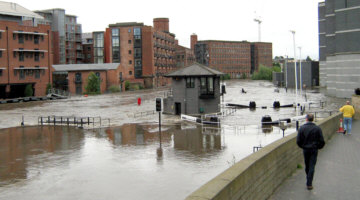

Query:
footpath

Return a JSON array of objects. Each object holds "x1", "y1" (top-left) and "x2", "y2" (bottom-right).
[{"x1": 270, "y1": 119, "x2": 360, "y2": 200}]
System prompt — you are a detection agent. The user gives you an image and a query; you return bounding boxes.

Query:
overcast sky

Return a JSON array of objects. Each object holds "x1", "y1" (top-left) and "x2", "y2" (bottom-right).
[{"x1": 11, "y1": 0, "x2": 323, "y2": 60}]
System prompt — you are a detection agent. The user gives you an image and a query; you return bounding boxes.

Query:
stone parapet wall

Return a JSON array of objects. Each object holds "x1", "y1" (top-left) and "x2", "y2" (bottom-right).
[
  {"x1": 186, "y1": 112, "x2": 342, "y2": 200},
  {"x1": 352, "y1": 95, "x2": 360, "y2": 120}
]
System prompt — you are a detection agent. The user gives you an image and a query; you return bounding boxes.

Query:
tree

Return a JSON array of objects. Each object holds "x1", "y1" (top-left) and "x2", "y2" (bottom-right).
[
  {"x1": 306, "y1": 56, "x2": 312, "y2": 61},
  {"x1": 24, "y1": 84, "x2": 33, "y2": 97},
  {"x1": 46, "y1": 83, "x2": 52, "y2": 95},
  {"x1": 85, "y1": 72, "x2": 100, "y2": 94}
]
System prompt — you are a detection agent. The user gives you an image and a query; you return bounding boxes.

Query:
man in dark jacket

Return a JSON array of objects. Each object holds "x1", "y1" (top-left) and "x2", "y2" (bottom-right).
[{"x1": 296, "y1": 114, "x2": 325, "y2": 190}]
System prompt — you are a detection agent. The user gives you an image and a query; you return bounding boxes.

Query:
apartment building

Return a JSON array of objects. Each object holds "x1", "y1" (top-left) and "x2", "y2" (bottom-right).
[
  {"x1": 35, "y1": 8, "x2": 83, "y2": 64},
  {"x1": 0, "y1": 1, "x2": 52, "y2": 98},
  {"x1": 318, "y1": 0, "x2": 360, "y2": 98},
  {"x1": 105, "y1": 18, "x2": 176, "y2": 88},
  {"x1": 193, "y1": 34, "x2": 273, "y2": 78},
  {"x1": 81, "y1": 32, "x2": 93, "y2": 63},
  {"x1": 175, "y1": 40, "x2": 195, "y2": 68}
]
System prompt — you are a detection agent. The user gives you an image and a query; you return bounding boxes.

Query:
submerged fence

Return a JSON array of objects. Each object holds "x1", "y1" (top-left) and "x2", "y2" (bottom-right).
[{"x1": 38, "y1": 115, "x2": 110, "y2": 128}]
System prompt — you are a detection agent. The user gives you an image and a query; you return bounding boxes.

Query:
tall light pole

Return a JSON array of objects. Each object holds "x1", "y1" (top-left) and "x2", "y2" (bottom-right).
[
  {"x1": 290, "y1": 30, "x2": 298, "y2": 113},
  {"x1": 254, "y1": 18, "x2": 262, "y2": 42},
  {"x1": 298, "y1": 46, "x2": 302, "y2": 97}
]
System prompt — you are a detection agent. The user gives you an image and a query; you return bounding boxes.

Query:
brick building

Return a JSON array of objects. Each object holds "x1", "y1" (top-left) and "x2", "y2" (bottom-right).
[
  {"x1": 175, "y1": 40, "x2": 195, "y2": 68},
  {"x1": 195, "y1": 40, "x2": 252, "y2": 78},
  {"x1": 0, "y1": 2, "x2": 52, "y2": 98},
  {"x1": 101, "y1": 18, "x2": 176, "y2": 88},
  {"x1": 251, "y1": 42, "x2": 273, "y2": 73},
  {"x1": 52, "y1": 63, "x2": 125, "y2": 95},
  {"x1": 35, "y1": 8, "x2": 83, "y2": 64},
  {"x1": 193, "y1": 34, "x2": 273, "y2": 78}
]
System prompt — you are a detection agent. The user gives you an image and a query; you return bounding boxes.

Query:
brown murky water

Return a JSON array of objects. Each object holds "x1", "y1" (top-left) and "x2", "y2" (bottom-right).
[{"x1": 0, "y1": 80, "x2": 346, "y2": 200}]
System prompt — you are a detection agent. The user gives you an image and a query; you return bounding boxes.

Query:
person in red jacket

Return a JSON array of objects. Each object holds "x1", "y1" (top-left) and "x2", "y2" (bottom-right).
[{"x1": 296, "y1": 113, "x2": 325, "y2": 190}]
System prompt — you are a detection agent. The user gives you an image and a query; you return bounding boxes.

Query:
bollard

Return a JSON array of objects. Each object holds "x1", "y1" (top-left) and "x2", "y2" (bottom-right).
[
  {"x1": 67, "y1": 118, "x2": 69, "y2": 126},
  {"x1": 41, "y1": 117, "x2": 43, "y2": 125},
  {"x1": 88, "y1": 117, "x2": 90, "y2": 125}
]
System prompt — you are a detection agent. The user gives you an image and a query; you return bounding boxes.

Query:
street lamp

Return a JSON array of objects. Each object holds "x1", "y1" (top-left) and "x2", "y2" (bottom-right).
[
  {"x1": 298, "y1": 46, "x2": 302, "y2": 97},
  {"x1": 290, "y1": 30, "x2": 298, "y2": 114}
]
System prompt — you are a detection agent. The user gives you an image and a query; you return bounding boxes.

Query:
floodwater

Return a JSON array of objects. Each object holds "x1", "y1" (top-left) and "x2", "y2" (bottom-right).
[{"x1": 0, "y1": 80, "x2": 346, "y2": 200}]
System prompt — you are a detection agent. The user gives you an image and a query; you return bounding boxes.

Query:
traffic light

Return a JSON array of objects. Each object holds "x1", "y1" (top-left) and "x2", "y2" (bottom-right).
[{"x1": 156, "y1": 98, "x2": 162, "y2": 112}]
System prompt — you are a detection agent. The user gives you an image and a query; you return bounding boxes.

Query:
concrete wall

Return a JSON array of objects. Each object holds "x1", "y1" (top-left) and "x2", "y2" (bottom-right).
[
  {"x1": 186, "y1": 112, "x2": 342, "y2": 200},
  {"x1": 352, "y1": 95, "x2": 360, "y2": 120}
]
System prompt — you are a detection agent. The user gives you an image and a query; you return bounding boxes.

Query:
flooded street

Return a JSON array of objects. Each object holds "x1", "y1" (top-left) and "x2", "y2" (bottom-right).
[{"x1": 0, "y1": 80, "x2": 346, "y2": 200}]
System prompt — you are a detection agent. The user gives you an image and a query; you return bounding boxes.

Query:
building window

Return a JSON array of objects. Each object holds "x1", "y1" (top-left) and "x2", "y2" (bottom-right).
[
  {"x1": 0, "y1": 69, "x2": 2, "y2": 76},
  {"x1": 129, "y1": 60, "x2": 132, "y2": 64},
  {"x1": 128, "y1": 28, "x2": 131, "y2": 33},
  {"x1": 34, "y1": 35, "x2": 39, "y2": 44},
  {"x1": 186, "y1": 77, "x2": 195, "y2": 88},
  {"x1": 75, "y1": 73, "x2": 82, "y2": 83},
  {"x1": 95, "y1": 72, "x2": 100, "y2": 77},
  {"x1": 129, "y1": 71, "x2": 132, "y2": 75},
  {"x1": 34, "y1": 53, "x2": 39, "y2": 61},
  {"x1": 0, "y1": 51, "x2": 2, "y2": 58},
  {"x1": 13, "y1": 33, "x2": 16, "y2": 40},
  {"x1": 128, "y1": 40, "x2": 132, "y2": 44},
  {"x1": 19, "y1": 52, "x2": 24, "y2": 61},
  {"x1": 200, "y1": 77, "x2": 214, "y2": 95},
  {"x1": 19, "y1": 69, "x2": 25, "y2": 80},
  {"x1": 35, "y1": 69, "x2": 40, "y2": 79},
  {"x1": 0, "y1": 32, "x2": 2, "y2": 39},
  {"x1": 128, "y1": 50, "x2": 132, "y2": 54},
  {"x1": 18, "y1": 34, "x2": 24, "y2": 44}
]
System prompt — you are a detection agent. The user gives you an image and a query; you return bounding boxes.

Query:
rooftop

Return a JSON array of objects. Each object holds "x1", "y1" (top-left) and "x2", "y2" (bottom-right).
[
  {"x1": 0, "y1": 1, "x2": 44, "y2": 19},
  {"x1": 165, "y1": 63, "x2": 224, "y2": 77},
  {"x1": 53, "y1": 63, "x2": 120, "y2": 72}
]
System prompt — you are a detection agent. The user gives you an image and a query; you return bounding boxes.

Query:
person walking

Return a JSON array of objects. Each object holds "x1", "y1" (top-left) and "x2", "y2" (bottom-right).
[
  {"x1": 296, "y1": 114, "x2": 325, "y2": 190},
  {"x1": 339, "y1": 101, "x2": 355, "y2": 134}
]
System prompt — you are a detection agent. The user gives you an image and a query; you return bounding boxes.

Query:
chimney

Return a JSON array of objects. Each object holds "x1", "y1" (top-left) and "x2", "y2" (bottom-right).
[
  {"x1": 175, "y1": 39, "x2": 179, "y2": 45},
  {"x1": 153, "y1": 18, "x2": 169, "y2": 32},
  {"x1": 191, "y1": 33, "x2": 198, "y2": 50}
]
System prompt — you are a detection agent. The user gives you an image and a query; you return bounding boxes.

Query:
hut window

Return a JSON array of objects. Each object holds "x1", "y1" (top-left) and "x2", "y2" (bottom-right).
[
  {"x1": 186, "y1": 77, "x2": 195, "y2": 88},
  {"x1": 200, "y1": 77, "x2": 214, "y2": 95}
]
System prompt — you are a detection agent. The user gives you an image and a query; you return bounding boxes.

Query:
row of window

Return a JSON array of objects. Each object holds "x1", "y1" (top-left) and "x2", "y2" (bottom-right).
[
  {"x1": 185, "y1": 77, "x2": 215, "y2": 95},
  {"x1": 13, "y1": 34, "x2": 44, "y2": 44},
  {"x1": 211, "y1": 44, "x2": 249, "y2": 48},
  {"x1": 210, "y1": 48, "x2": 250, "y2": 53},
  {"x1": 14, "y1": 68, "x2": 45, "y2": 80},
  {"x1": 211, "y1": 60, "x2": 250, "y2": 65},
  {"x1": 211, "y1": 54, "x2": 249, "y2": 58},
  {"x1": 13, "y1": 52, "x2": 44, "y2": 62}
]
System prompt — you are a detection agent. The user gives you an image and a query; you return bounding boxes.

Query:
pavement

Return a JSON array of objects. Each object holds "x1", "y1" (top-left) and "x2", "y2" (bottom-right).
[{"x1": 270, "y1": 119, "x2": 360, "y2": 200}]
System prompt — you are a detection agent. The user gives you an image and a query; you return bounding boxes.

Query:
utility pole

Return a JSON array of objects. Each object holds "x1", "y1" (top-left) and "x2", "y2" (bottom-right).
[
  {"x1": 290, "y1": 30, "x2": 299, "y2": 115},
  {"x1": 298, "y1": 46, "x2": 302, "y2": 97},
  {"x1": 254, "y1": 18, "x2": 262, "y2": 42}
]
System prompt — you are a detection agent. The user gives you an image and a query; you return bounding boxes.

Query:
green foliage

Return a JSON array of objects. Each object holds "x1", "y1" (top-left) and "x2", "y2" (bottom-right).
[
  {"x1": 241, "y1": 73, "x2": 247, "y2": 79},
  {"x1": 132, "y1": 85, "x2": 140, "y2": 90},
  {"x1": 297, "y1": 164, "x2": 303, "y2": 169},
  {"x1": 125, "y1": 81, "x2": 130, "y2": 91},
  {"x1": 221, "y1": 74, "x2": 231, "y2": 80},
  {"x1": 108, "y1": 85, "x2": 120, "y2": 93},
  {"x1": 306, "y1": 56, "x2": 312, "y2": 61},
  {"x1": 139, "y1": 85, "x2": 144, "y2": 90},
  {"x1": 273, "y1": 62, "x2": 281, "y2": 68},
  {"x1": 24, "y1": 84, "x2": 33, "y2": 97},
  {"x1": 45, "y1": 83, "x2": 52, "y2": 95},
  {"x1": 251, "y1": 65, "x2": 281, "y2": 81},
  {"x1": 85, "y1": 72, "x2": 100, "y2": 95}
]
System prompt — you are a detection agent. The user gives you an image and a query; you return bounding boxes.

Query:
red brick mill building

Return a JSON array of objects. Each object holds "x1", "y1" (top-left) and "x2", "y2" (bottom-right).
[{"x1": 0, "y1": 2, "x2": 52, "y2": 99}]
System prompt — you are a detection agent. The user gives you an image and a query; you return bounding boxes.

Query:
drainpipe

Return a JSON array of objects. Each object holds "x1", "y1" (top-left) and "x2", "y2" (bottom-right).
[{"x1": 48, "y1": 30, "x2": 51, "y2": 83}]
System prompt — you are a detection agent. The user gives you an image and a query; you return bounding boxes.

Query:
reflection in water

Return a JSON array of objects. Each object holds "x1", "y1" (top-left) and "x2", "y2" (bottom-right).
[{"x1": 0, "y1": 126, "x2": 84, "y2": 186}]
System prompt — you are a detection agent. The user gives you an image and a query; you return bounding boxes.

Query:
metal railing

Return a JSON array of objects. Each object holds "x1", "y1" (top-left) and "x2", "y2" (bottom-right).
[{"x1": 38, "y1": 115, "x2": 110, "y2": 128}]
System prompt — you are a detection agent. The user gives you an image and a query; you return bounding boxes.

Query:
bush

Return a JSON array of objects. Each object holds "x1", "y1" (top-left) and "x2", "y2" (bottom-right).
[
  {"x1": 85, "y1": 72, "x2": 100, "y2": 95},
  {"x1": 251, "y1": 65, "x2": 281, "y2": 81},
  {"x1": 132, "y1": 85, "x2": 140, "y2": 90},
  {"x1": 125, "y1": 81, "x2": 130, "y2": 91},
  {"x1": 46, "y1": 83, "x2": 52, "y2": 95},
  {"x1": 24, "y1": 84, "x2": 33, "y2": 97},
  {"x1": 241, "y1": 73, "x2": 247, "y2": 79},
  {"x1": 109, "y1": 85, "x2": 120, "y2": 93},
  {"x1": 221, "y1": 74, "x2": 231, "y2": 80}
]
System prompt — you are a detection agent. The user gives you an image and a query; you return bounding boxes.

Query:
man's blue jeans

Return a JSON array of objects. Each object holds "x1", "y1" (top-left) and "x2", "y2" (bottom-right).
[{"x1": 344, "y1": 117, "x2": 352, "y2": 133}]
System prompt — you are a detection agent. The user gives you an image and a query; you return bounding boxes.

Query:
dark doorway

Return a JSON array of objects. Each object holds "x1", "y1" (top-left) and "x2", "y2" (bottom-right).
[
  {"x1": 175, "y1": 102, "x2": 181, "y2": 115},
  {"x1": 0, "y1": 85, "x2": 6, "y2": 99},
  {"x1": 75, "y1": 84, "x2": 82, "y2": 95},
  {"x1": 9, "y1": 84, "x2": 30, "y2": 98}
]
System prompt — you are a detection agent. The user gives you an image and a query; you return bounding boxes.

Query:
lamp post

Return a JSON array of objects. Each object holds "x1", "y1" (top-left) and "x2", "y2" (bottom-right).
[
  {"x1": 290, "y1": 30, "x2": 298, "y2": 114},
  {"x1": 298, "y1": 46, "x2": 302, "y2": 97}
]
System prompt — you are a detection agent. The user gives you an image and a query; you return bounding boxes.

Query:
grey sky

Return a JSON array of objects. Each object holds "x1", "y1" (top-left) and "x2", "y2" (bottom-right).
[{"x1": 10, "y1": 0, "x2": 322, "y2": 60}]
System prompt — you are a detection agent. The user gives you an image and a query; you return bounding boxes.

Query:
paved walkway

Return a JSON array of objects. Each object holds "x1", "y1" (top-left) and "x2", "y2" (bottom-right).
[{"x1": 270, "y1": 119, "x2": 360, "y2": 200}]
